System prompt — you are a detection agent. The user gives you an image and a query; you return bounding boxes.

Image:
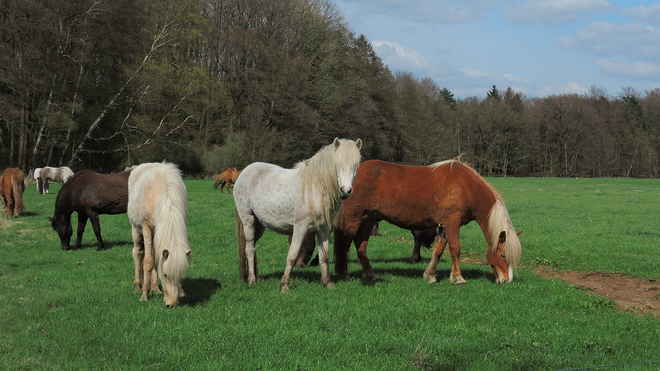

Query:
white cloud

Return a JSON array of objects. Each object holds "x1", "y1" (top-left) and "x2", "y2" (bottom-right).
[
  {"x1": 502, "y1": 0, "x2": 617, "y2": 24},
  {"x1": 460, "y1": 67, "x2": 491, "y2": 77},
  {"x1": 621, "y1": 4, "x2": 660, "y2": 25},
  {"x1": 560, "y1": 82, "x2": 588, "y2": 94},
  {"x1": 503, "y1": 74, "x2": 529, "y2": 83},
  {"x1": 372, "y1": 40, "x2": 429, "y2": 72},
  {"x1": 557, "y1": 21, "x2": 660, "y2": 58},
  {"x1": 594, "y1": 59, "x2": 660, "y2": 78}
]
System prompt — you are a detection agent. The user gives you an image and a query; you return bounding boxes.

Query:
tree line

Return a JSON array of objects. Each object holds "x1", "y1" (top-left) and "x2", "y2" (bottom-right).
[{"x1": 2, "y1": 0, "x2": 659, "y2": 177}]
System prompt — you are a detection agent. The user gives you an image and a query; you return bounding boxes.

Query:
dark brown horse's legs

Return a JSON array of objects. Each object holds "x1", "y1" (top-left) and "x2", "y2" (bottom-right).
[
  {"x1": 74, "y1": 214, "x2": 88, "y2": 250},
  {"x1": 88, "y1": 213, "x2": 106, "y2": 251}
]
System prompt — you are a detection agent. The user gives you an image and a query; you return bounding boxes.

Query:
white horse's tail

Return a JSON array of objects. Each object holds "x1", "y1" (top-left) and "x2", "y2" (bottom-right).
[
  {"x1": 153, "y1": 166, "x2": 191, "y2": 284},
  {"x1": 487, "y1": 199, "x2": 521, "y2": 268},
  {"x1": 235, "y1": 207, "x2": 258, "y2": 282}
]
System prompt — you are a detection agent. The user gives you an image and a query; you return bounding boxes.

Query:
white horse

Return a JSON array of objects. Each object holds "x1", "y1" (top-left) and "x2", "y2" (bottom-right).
[
  {"x1": 34, "y1": 168, "x2": 42, "y2": 193},
  {"x1": 38, "y1": 166, "x2": 74, "y2": 194},
  {"x1": 128, "y1": 162, "x2": 192, "y2": 307},
  {"x1": 234, "y1": 138, "x2": 362, "y2": 293}
]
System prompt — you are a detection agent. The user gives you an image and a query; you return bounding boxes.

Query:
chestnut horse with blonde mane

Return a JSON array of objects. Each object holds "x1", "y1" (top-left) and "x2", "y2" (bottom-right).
[
  {"x1": 213, "y1": 167, "x2": 242, "y2": 194},
  {"x1": 0, "y1": 168, "x2": 25, "y2": 218},
  {"x1": 128, "y1": 162, "x2": 192, "y2": 307},
  {"x1": 333, "y1": 159, "x2": 521, "y2": 285},
  {"x1": 234, "y1": 138, "x2": 362, "y2": 293}
]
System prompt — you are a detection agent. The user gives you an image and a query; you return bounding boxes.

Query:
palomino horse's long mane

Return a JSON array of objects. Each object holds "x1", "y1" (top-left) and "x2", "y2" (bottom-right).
[
  {"x1": 152, "y1": 163, "x2": 191, "y2": 284},
  {"x1": 428, "y1": 158, "x2": 521, "y2": 268},
  {"x1": 295, "y1": 139, "x2": 361, "y2": 232}
]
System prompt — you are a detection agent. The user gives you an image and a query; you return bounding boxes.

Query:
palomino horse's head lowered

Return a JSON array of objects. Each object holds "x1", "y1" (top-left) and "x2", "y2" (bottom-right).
[{"x1": 333, "y1": 138, "x2": 362, "y2": 199}]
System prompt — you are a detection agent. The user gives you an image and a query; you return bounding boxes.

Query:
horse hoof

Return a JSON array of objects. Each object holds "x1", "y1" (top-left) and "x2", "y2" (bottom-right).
[
  {"x1": 326, "y1": 282, "x2": 336, "y2": 290},
  {"x1": 139, "y1": 294, "x2": 148, "y2": 302},
  {"x1": 428, "y1": 276, "x2": 437, "y2": 284},
  {"x1": 280, "y1": 285, "x2": 290, "y2": 293},
  {"x1": 455, "y1": 278, "x2": 466, "y2": 286}
]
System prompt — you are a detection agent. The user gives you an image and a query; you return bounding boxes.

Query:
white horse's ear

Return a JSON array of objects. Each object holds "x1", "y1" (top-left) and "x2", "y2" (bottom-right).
[
  {"x1": 163, "y1": 249, "x2": 169, "y2": 261},
  {"x1": 334, "y1": 137, "x2": 341, "y2": 149},
  {"x1": 355, "y1": 138, "x2": 362, "y2": 150},
  {"x1": 185, "y1": 250, "x2": 192, "y2": 257}
]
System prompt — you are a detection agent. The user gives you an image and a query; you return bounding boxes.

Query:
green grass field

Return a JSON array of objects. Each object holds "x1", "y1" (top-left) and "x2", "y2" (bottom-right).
[{"x1": 1, "y1": 177, "x2": 660, "y2": 370}]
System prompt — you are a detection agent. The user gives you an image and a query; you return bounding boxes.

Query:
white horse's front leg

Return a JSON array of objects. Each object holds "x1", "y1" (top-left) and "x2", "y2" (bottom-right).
[
  {"x1": 281, "y1": 228, "x2": 306, "y2": 293},
  {"x1": 317, "y1": 229, "x2": 335, "y2": 289}
]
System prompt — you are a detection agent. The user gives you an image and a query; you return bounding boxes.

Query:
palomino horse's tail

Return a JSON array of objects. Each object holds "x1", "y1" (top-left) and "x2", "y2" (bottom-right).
[
  {"x1": 487, "y1": 199, "x2": 521, "y2": 268},
  {"x1": 12, "y1": 171, "x2": 25, "y2": 213},
  {"x1": 235, "y1": 207, "x2": 257, "y2": 282}
]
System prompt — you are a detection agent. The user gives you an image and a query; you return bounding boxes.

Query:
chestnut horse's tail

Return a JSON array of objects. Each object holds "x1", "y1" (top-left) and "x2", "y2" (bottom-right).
[
  {"x1": 487, "y1": 199, "x2": 521, "y2": 268},
  {"x1": 235, "y1": 206, "x2": 257, "y2": 282},
  {"x1": 12, "y1": 171, "x2": 25, "y2": 213},
  {"x1": 213, "y1": 175, "x2": 224, "y2": 190}
]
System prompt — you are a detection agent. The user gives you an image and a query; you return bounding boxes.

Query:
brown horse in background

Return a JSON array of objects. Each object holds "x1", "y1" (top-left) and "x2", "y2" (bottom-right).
[
  {"x1": 48, "y1": 169, "x2": 132, "y2": 251},
  {"x1": 213, "y1": 167, "x2": 242, "y2": 194},
  {"x1": 0, "y1": 168, "x2": 25, "y2": 218},
  {"x1": 333, "y1": 159, "x2": 521, "y2": 285}
]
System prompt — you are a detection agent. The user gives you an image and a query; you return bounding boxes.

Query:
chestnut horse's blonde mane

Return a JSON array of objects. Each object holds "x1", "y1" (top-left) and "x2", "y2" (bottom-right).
[
  {"x1": 295, "y1": 139, "x2": 361, "y2": 232},
  {"x1": 428, "y1": 157, "x2": 521, "y2": 268}
]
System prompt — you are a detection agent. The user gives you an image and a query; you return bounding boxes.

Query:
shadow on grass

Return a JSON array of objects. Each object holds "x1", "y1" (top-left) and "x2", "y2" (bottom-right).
[
  {"x1": 68, "y1": 240, "x2": 133, "y2": 250},
  {"x1": 179, "y1": 277, "x2": 222, "y2": 307},
  {"x1": 21, "y1": 211, "x2": 39, "y2": 217},
  {"x1": 344, "y1": 267, "x2": 496, "y2": 285}
]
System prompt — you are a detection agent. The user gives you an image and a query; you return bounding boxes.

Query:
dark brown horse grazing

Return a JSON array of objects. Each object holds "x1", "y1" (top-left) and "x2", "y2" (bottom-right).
[
  {"x1": 213, "y1": 167, "x2": 242, "y2": 194},
  {"x1": 0, "y1": 168, "x2": 25, "y2": 218},
  {"x1": 48, "y1": 169, "x2": 132, "y2": 251},
  {"x1": 333, "y1": 159, "x2": 521, "y2": 285}
]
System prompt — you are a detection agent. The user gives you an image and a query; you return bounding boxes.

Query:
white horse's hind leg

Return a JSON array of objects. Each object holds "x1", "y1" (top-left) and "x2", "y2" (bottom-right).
[
  {"x1": 317, "y1": 230, "x2": 335, "y2": 289},
  {"x1": 242, "y1": 214, "x2": 259, "y2": 284},
  {"x1": 281, "y1": 228, "x2": 306, "y2": 293},
  {"x1": 141, "y1": 222, "x2": 155, "y2": 301},
  {"x1": 131, "y1": 228, "x2": 144, "y2": 292}
]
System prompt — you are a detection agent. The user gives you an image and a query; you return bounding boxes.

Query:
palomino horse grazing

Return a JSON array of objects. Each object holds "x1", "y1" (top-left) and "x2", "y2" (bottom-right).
[
  {"x1": 213, "y1": 167, "x2": 242, "y2": 194},
  {"x1": 128, "y1": 162, "x2": 191, "y2": 307},
  {"x1": 234, "y1": 138, "x2": 362, "y2": 293},
  {"x1": 39, "y1": 166, "x2": 74, "y2": 194},
  {"x1": 333, "y1": 159, "x2": 521, "y2": 285},
  {"x1": 0, "y1": 168, "x2": 26, "y2": 218},
  {"x1": 48, "y1": 169, "x2": 132, "y2": 250}
]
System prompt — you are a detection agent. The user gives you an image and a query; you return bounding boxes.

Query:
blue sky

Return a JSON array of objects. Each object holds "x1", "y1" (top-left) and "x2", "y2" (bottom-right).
[{"x1": 331, "y1": 0, "x2": 660, "y2": 98}]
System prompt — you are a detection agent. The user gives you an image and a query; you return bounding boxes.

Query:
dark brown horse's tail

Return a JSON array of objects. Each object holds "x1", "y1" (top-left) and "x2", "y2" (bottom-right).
[
  {"x1": 235, "y1": 206, "x2": 257, "y2": 282},
  {"x1": 13, "y1": 171, "x2": 25, "y2": 213},
  {"x1": 332, "y1": 204, "x2": 350, "y2": 278}
]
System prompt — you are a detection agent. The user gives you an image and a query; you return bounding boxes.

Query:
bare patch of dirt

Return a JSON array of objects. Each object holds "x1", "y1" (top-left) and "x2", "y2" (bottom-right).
[
  {"x1": 456, "y1": 255, "x2": 660, "y2": 317},
  {"x1": 534, "y1": 266, "x2": 660, "y2": 317}
]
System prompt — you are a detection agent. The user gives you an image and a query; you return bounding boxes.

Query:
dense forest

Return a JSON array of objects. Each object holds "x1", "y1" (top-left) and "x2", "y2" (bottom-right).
[{"x1": 2, "y1": 0, "x2": 660, "y2": 177}]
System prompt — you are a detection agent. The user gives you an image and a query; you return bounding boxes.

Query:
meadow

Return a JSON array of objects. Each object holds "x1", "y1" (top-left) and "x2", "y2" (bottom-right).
[{"x1": 1, "y1": 176, "x2": 660, "y2": 370}]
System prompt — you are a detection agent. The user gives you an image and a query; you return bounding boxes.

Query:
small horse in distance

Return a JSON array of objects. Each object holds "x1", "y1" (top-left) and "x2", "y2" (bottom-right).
[
  {"x1": 34, "y1": 168, "x2": 42, "y2": 193},
  {"x1": 333, "y1": 159, "x2": 521, "y2": 285},
  {"x1": 213, "y1": 167, "x2": 242, "y2": 194},
  {"x1": 48, "y1": 169, "x2": 132, "y2": 250},
  {"x1": 0, "y1": 168, "x2": 25, "y2": 218},
  {"x1": 38, "y1": 166, "x2": 74, "y2": 194},
  {"x1": 234, "y1": 138, "x2": 362, "y2": 293},
  {"x1": 128, "y1": 162, "x2": 191, "y2": 307}
]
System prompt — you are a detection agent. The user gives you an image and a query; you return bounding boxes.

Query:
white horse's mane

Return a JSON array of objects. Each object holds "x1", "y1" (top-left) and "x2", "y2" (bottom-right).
[{"x1": 295, "y1": 139, "x2": 361, "y2": 231}]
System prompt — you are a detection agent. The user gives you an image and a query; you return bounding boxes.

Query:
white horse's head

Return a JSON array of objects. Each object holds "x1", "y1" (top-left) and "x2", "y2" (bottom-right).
[
  {"x1": 159, "y1": 248, "x2": 192, "y2": 307},
  {"x1": 333, "y1": 138, "x2": 362, "y2": 199}
]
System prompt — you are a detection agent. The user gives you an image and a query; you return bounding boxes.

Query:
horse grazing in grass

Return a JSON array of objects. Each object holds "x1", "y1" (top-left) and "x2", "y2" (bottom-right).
[
  {"x1": 0, "y1": 168, "x2": 25, "y2": 218},
  {"x1": 39, "y1": 166, "x2": 74, "y2": 194},
  {"x1": 213, "y1": 167, "x2": 242, "y2": 194},
  {"x1": 128, "y1": 162, "x2": 191, "y2": 307},
  {"x1": 333, "y1": 159, "x2": 521, "y2": 285},
  {"x1": 48, "y1": 169, "x2": 131, "y2": 251},
  {"x1": 234, "y1": 138, "x2": 362, "y2": 293},
  {"x1": 33, "y1": 168, "x2": 42, "y2": 193}
]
